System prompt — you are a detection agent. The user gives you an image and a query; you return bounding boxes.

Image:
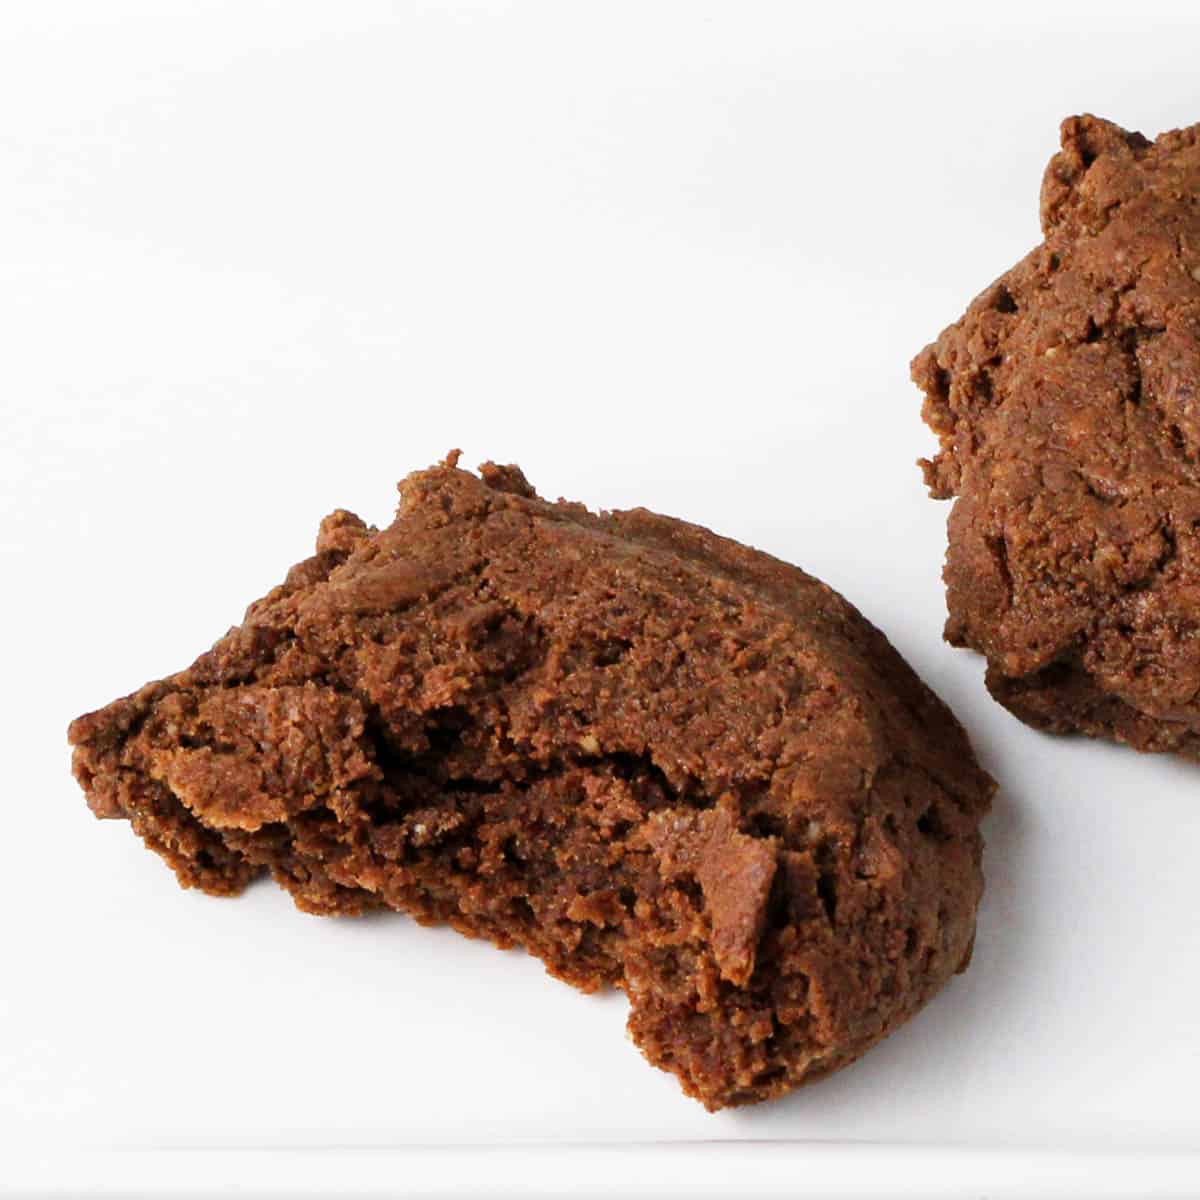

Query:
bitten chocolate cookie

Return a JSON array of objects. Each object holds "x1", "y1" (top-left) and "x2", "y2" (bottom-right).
[
  {"x1": 914, "y1": 115, "x2": 1200, "y2": 758},
  {"x1": 69, "y1": 455, "x2": 992, "y2": 1110}
]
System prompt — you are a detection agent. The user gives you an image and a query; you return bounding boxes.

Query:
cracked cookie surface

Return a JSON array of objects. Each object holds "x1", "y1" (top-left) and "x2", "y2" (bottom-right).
[
  {"x1": 69, "y1": 455, "x2": 991, "y2": 1109},
  {"x1": 914, "y1": 114, "x2": 1200, "y2": 757}
]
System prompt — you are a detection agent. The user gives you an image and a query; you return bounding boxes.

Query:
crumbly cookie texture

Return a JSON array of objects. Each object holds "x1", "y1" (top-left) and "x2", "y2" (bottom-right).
[
  {"x1": 70, "y1": 456, "x2": 991, "y2": 1110},
  {"x1": 914, "y1": 114, "x2": 1200, "y2": 757}
]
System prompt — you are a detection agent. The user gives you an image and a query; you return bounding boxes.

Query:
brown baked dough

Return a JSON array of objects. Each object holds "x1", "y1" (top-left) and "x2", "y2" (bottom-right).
[
  {"x1": 914, "y1": 115, "x2": 1200, "y2": 758},
  {"x1": 69, "y1": 456, "x2": 992, "y2": 1109}
]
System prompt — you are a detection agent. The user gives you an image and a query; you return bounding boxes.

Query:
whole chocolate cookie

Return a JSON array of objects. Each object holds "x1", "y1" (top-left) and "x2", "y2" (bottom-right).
[
  {"x1": 914, "y1": 115, "x2": 1200, "y2": 757},
  {"x1": 69, "y1": 456, "x2": 992, "y2": 1109}
]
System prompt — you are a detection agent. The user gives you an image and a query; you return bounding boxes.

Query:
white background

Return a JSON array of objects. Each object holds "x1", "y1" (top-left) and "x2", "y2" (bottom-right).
[{"x1": 3, "y1": 1, "x2": 1200, "y2": 1194}]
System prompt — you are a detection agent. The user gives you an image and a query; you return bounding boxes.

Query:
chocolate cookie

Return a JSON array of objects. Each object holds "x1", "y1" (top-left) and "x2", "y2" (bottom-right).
[
  {"x1": 914, "y1": 115, "x2": 1200, "y2": 758},
  {"x1": 69, "y1": 456, "x2": 992, "y2": 1110}
]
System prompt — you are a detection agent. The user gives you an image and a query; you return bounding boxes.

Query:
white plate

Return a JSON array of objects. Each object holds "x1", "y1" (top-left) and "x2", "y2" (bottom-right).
[{"x1": 3, "y1": 1, "x2": 1198, "y2": 1194}]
